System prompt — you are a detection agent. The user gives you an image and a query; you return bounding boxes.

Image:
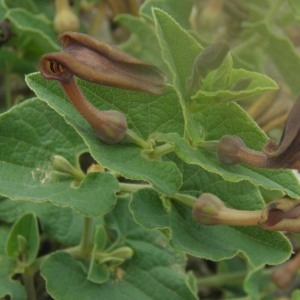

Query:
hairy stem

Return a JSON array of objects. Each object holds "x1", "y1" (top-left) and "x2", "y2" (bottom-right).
[
  {"x1": 119, "y1": 182, "x2": 151, "y2": 193},
  {"x1": 125, "y1": 128, "x2": 151, "y2": 149},
  {"x1": 171, "y1": 193, "x2": 197, "y2": 208},
  {"x1": 79, "y1": 217, "x2": 94, "y2": 257},
  {"x1": 60, "y1": 78, "x2": 101, "y2": 127},
  {"x1": 22, "y1": 270, "x2": 37, "y2": 300},
  {"x1": 149, "y1": 143, "x2": 175, "y2": 159},
  {"x1": 215, "y1": 208, "x2": 261, "y2": 226}
]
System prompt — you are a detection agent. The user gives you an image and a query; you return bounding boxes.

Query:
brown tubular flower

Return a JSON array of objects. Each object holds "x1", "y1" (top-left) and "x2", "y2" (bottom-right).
[
  {"x1": 39, "y1": 32, "x2": 165, "y2": 143},
  {"x1": 263, "y1": 97, "x2": 300, "y2": 169},
  {"x1": 40, "y1": 32, "x2": 165, "y2": 94},
  {"x1": 217, "y1": 97, "x2": 300, "y2": 170},
  {"x1": 192, "y1": 193, "x2": 261, "y2": 226},
  {"x1": 259, "y1": 198, "x2": 300, "y2": 232}
]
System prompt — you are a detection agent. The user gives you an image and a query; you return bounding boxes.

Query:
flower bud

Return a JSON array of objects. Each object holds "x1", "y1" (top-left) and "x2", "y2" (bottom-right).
[
  {"x1": 217, "y1": 135, "x2": 268, "y2": 168},
  {"x1": 110, "y1": 246, "x2": 134, "y2": 261},
  {"x1": 187, "y1": 40, "x2": 230, "y2": 92},
  {"x1": 53, "y1": 0, "x2": 79, "y2": 34},
  {"x1": 50, "y1": 155, "x2": 84, "y2": 180},
  {"x1": 217, "y1": 135, "x2": 245, "y2": 164},
  {"x1": 51, "y1": 155, "x2": 76, "y2": 174},
  {"x1": 192, "y1": 193, "x2": 225, "y2": 224},
  {"x1": 91, "y1": 110, "x2": 128, "y2": 144}
]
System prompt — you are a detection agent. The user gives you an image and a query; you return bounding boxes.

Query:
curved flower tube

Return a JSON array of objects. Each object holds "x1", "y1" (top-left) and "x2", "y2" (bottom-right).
[
  {"x1": 263, "y1": 97, "x2": 300, "y2": 169},
  {"x1": 39, "y1": 32, "x2": 166, "y2": 143},
  {"x1": 217, "y1": 97, "x2": 300, "y2": 170}
]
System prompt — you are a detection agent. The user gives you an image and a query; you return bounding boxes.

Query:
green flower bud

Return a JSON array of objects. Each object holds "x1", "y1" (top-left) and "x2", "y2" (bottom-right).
[
  {"x1": 187, "y1": 40, "x2": 230, "y2": 92},
  {"x1": 110, "y1": 246, "x2": 134, "y2": 261},
  {"x1": 51, "y1": 155, "x2": 84, "y2": 180}
]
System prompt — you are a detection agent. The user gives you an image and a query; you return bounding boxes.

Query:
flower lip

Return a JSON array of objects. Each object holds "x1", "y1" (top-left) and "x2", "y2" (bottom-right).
[
  {"x1": 263, "y1": 97, "x2": 300, "y2": 169},
  {"x1": 39, "y1": 52, "x2": 74, "y2": 83}
]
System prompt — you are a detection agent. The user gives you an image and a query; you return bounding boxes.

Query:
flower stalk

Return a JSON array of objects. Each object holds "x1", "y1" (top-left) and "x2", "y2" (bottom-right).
[{"x1": 192, "y1": 193, "x2": 261, "y2": 226}]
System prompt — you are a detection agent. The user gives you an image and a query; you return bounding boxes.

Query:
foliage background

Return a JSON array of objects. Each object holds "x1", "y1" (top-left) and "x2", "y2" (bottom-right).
[{"x1": 1, "y1": 0, "x2": 300, "y2": 299}]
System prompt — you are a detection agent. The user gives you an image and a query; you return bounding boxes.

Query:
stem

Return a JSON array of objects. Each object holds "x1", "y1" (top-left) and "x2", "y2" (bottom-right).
[
  {"x1": 60, "y1": 78, "x2": 102, "y2": 126},
  {"x1": 119, "y1": 182, "x2": 151, "y2": 193},
  {"x1": 171, "y1": 193, "x2": 197, "y2": 208},
  {"x1": 197, "y1": 268, "x2": 273, "y2": 289},
  {"x1": 149, "y1": 143, "x2": 175, "y2": 159},
  {"x1": 72, "y1": 167, "x2": 86, "y2": 182},
  {"x1": 197, "y1": 270, "x2": 247, "y2": 288},
  {"x1": 79, "y1": 216, "x2": 94, "y2": 257},
  {"x1": 22, "y1": 270, "x2": 37, "y2": 300},
  {"x1": 124, "y1": 128, "x2": 151, "y2": 149},
  {"x1": 216, "y1": 208, "x2": 261, "y2": 226}
]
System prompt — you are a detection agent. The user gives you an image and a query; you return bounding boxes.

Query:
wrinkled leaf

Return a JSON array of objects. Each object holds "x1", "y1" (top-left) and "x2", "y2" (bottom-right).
[
  {"x1": 191, "y1": 68, "x2": 278, "y2": 111},
  {"x1": 41, "y1": 199, "x2": 196, "y2": 300},
  {"x1": 26, "y1": 73, "x2": 183, "y2": 195},
  {"x1": 153, "y1": 8, "x2": 203, "y2": 140},
  {"x1": 130, "y1": 188, "x2": 292, "y2": 266},
  {"x1": 5, "y1": 213, "x2": 39, "y2": 265},
  {"x1": 0, "y1": 98, "x2": 120, "y2": 216},
  {"x1": 0, "y1": 225, "x2": 26, "y2": 300}
]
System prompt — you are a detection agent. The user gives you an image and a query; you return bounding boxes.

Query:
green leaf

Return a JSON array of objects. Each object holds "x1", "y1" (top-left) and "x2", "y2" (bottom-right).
[
  {"x1": 0, "y1": 197, "x2": 83, "y2": 245},
  {"x1": 6, "y1": 8, "x2": 59, "y2": 52},
  {"x1": 0, "y1": 98, "x2": 120, "y2": 216},
  {"x1": 25, "y1": 73, "x2": 183, "y2": 195},
  {"x1": 244, "y1": 267, "x2": 271, "y2": 300},
  {"x1": 0, "y1": 0, "x2": 7, "y2": 19},
  {"x1": 88, "y1": 225, "x2": 110, "y2": 284},
  {"x1": 141, "y1": 0, "x2": 194, "y2": 29},
  {"x1": 5, "y1": 213, "x2": 39, "y2": 265},
  {"x1": 4, "y1": 0, "x2": 38, "y2": 13},
  {"x1": 154, "y1": 99, "x2": 300, "y2": 198},
  {"x1": 155, "y1": 131, "x2": 300, "y2": 198},
  {"x1": 153, "y1": 8, "x2": 201, "y2": 97},
  {"x1": 87, "y1": 261, "x2": 110, "y2": 285},
  {"x1": 130, "y1": 188, "x2": 292, "y2": 266},
  {"x1": 153, "y1": 8, "x2": 203, "y2": 140},
  {"x1": 41, "y1": 199, "x2": 196, "y2": 300},
  {"x1": 0, "y1": 225, "x2": 26, "y2": 300},
  {"x1": 190, "y1": 69, "x2": 278, "y2": 111}
]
